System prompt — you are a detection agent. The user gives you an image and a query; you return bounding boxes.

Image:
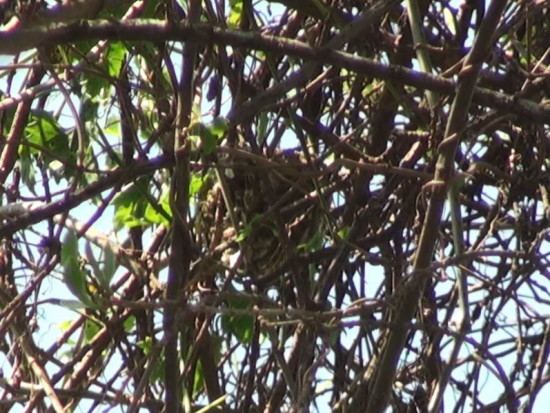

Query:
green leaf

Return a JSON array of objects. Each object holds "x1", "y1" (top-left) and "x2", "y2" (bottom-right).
[
  {"x1": 124, "y1": 316, "x2": 136, "y2": 333},
  {"x1": 221, "y1": 297, "x2": 255, "y2": 343},
  {"x1": 84, "y1": 240, "x2": 102, "y2": 278},
  {"x1": 61, "y1": 229, "x2": 78, "y2": 266},
  {"x1": 138, "y1": 337, "x2": 166, "y2": 383},
  {"x1": 80, "y1": 97, "x2": 100, "y2": 124},
  {"x1": 193, "y1": 360, "x2": 205, "y2": 396},
  {"x1": 61, "y1": 230, "x2": 95, "y2": 307},
  {"x1": 17, "y1": 155, "x2": 36, "y2": 195},
  {"x1": 143, "y1": 185, "x2": 172, "y2": 226},
  {"x1": 104, "y1": 117, "x2": 121, "y2": 137},
  {"x1": 189, "y1": 174, "x2": 205, "y2": 196},
  {"x1": 102, "y1": 244, "x2": 118, "y2": 287},
  {"x1": 21, "y1": 111, "x2": 74, "y2": 185},
  {"x1": 57, "y1": 320, "x2": 73, "y2": 331},
  {"x1": 236, "y1": 220, "x2": 254, "y2": 242},
  {"x1": 113, "y1": 181, "x2": 149, "y2": 230},
  {"x1": 107, "y1": 42, "x2": 127, "y2": 78},
  {"x1": 201, "y1": 131, "x2": 217, "y2": 155},
  {"x1": 62, "y1": 262, "x2": 87, "y2": 304},
  {"x1": 83, "y1": 318, "x2": 102, "y2": 342},
  {"x1": 189, "y1": 119, "x2": 226, "y2": 156},
  {"x1": 228, "y1": 0, "x2": 243, "y2": 28},
  {"x1": 23, "y1": 110, "x2": 69, "y2": 155},
  {"x1": 210, "y1": 116, "x2": 229, "y2": 137},
  {"x1": 84, "y1": 240, "x2": 116, "y2": 292},
  {"x1": 337, "y1": 225, "x2": 350, "y2": 240},
  {"x1": 83, "y1": 75, "x2": 107, "y2": 103},
  {"x1": 203, "y1": 117, "x2": 228, "y2": 155}
]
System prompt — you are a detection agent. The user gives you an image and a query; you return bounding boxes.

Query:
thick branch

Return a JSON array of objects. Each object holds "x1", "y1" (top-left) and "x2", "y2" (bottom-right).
[
  {"x1": 356, "y1": 1, "x2": 509, "y2": 412},
  {"x1": 0, "y1": 20, "x2": 549, "y2": 123},
  {"x1": 0, "y1": 154, "x2": 173, "y2": 238}
]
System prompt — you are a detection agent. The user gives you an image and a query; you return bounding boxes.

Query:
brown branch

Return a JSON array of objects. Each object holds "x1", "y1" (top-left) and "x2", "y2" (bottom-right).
[
  {"x1": 163, "y1": 1, "x2": 201, "y2": 411},
  {"x1": 0, "y1": 153, "x2": 173, "y2": 238},
  {"x1": 352, "y1": 2, "x2": 510, "y2": 412},
  {"x1": 0, "y1": 20, "x2": 549, "y2": 123},
  {"x1": 0, "y1": 66, "x2": 45, "y2": 184}
]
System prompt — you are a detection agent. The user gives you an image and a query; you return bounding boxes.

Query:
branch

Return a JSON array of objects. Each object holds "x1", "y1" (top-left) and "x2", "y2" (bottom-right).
[
  {"x1": 353, "y1": 2, "x2": 510, "y2": 412},
  {"x1": 0, "y1": 20, "x2": 549, "y2": 123},
  {"x1": 0, "y1": 153, "x2": 173, "y2": 238},
  {"x1": 163, "y1": 2, "x2": 201, "y2": 411}
]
